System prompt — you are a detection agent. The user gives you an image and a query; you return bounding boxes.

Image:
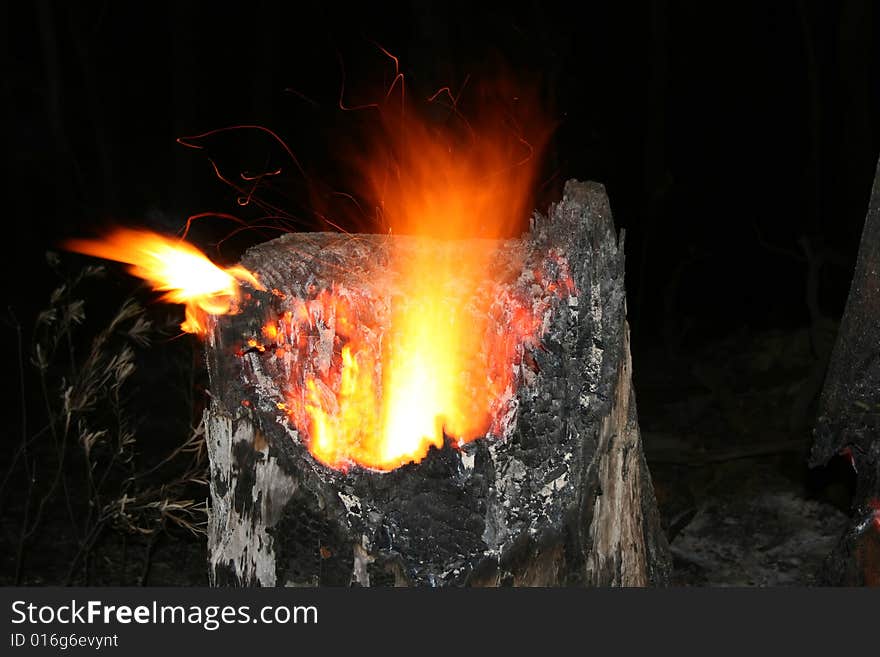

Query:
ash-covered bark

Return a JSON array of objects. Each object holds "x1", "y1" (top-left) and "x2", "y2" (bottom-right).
[
  {"x1": 813, "y1": 158, "x2": 880, "y2": 585},
  {"x1": 205, "y1": 180, "x2": 671, "y2": 586}
]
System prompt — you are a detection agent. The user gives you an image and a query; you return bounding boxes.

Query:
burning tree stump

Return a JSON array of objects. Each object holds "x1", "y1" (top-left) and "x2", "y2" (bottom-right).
[
  {"x1": 204, "y1": 180, "x2": 671, "y2": 586},
  {"x1": 813, "y1": 158, "x2": 880, "y2": 586}
]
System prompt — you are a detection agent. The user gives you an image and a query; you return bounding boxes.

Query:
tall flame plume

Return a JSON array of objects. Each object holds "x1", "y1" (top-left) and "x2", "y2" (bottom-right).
[{"x1": 294, "y1": 84, "x2": 553, "y2": 470}]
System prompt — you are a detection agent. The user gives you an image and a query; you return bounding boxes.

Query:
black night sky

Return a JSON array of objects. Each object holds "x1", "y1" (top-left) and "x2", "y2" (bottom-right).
[{"x1": 3, "y1": 1, "x2": 880, "y2": 585}]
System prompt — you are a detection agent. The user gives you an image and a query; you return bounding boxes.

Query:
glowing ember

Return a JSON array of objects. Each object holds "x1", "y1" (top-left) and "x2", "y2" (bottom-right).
[{"x1": 65, "y1": 228, "x2": 262, "y2": 334}]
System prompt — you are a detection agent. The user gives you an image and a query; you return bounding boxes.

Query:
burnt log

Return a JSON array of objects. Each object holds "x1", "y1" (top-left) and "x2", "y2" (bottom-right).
[
  {"x1": 204, "y1": 180, "x2": 671, "y2": 586},
  {"x1": 813, "y1": 158, "x2": 880, "y2": 586}
]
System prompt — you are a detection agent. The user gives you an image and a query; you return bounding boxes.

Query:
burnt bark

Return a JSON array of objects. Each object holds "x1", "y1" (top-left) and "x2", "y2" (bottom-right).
[
  {"x1": 813, "y1": 158, "x2": 880, "y2": 586},
  {"x1": 204, "y1": 179, "x2": 671, "y2": 586}
]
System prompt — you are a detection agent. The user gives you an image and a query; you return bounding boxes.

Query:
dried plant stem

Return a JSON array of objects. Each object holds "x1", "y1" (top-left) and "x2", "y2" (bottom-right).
[{"x1": 9, "y1": 266, "x2": 208, "y2": 585}]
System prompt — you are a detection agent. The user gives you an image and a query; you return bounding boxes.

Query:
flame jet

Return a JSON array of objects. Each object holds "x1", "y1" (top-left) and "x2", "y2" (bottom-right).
[{"x1": 66, "y1": 228, "x2": 262, "y2": 334}]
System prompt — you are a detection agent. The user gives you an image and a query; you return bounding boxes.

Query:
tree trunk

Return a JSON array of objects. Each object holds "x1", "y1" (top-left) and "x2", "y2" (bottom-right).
[
  {"x1": 203, "y1": 180, "x2": 671, "y2": 586},
  {"x1": 812, "y1": 157, "x2": 880, "y2": 586}
]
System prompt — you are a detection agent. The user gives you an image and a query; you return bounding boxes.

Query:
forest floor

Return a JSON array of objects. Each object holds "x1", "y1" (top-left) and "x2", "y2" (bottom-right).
[{"x1": 636, "y1": 325, "x2": 853, "y2": 586}]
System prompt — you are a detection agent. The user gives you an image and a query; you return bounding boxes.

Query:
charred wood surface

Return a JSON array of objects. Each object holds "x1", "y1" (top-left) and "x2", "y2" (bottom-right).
[
  {"x1": 204, "y1": 180, "x2": 671, "y2": 586},
  {"x1": 813, "y1": 159, "x2": 880, "y2": 586}
]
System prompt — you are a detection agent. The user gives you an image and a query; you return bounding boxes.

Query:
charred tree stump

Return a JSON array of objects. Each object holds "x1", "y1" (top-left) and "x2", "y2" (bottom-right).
[
  {"x1": 813, "y1": 158, "x2": 880, "y2": 586},
  {"x1": 204, "y1": 180, "x2": 671, "y2": 586}
]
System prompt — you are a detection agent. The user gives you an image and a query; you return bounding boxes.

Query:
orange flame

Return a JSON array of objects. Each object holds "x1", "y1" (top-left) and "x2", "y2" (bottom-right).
[
  {"x1": 281, "y1": 83, "x2": 556, "y2": 471},
  {"x1": 65, "y1": 228, "x2": 262, "y2": 334}
]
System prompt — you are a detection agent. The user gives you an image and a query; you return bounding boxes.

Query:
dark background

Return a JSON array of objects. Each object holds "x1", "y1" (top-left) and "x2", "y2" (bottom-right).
[
  {"x1": 3, "y1": 1, "x2": 879, "y2": 585},
  {"x1": 7, "y1": 1, "x2": 879, "y2": 335}
]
